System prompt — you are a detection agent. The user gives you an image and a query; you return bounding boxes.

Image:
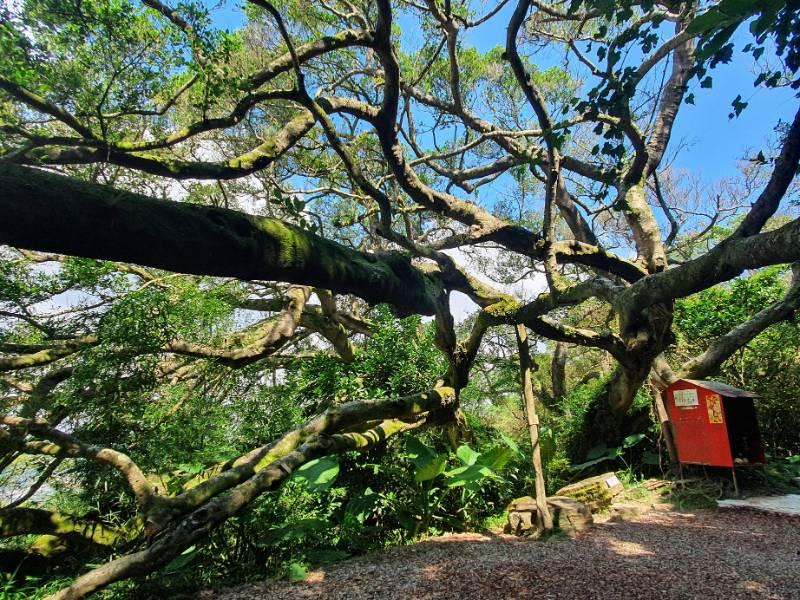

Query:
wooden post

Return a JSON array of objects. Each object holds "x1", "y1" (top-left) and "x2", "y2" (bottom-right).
[
  {"x1": 515, "y1": 324, "x2": 553, "y2": 531},
  {"x1": 652, "y1": 387, "x2": 678, "y2": 466}
]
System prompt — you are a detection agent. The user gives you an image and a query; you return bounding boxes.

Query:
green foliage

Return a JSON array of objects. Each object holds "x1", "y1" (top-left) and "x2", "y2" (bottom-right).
[
  {"x1": 28, "y1": 305, "x2": 515, "y2": 598},
  {"x1": 534, "y1": 375, "x2": 659, "y2": 488},
  {"x1": 2, "y1": 0, "x2": 186, "y2": 117},
  {"x1": 570, "y1": 432, "x2": 648, "y2": 472},
  {"x1": 0, "y1": 574, "x2": 78, "y2": 600},
  {"x1": 688, "y1": 0, "x2": 800, "y2": 95},
  {"x1": 767, "y1": 454, "x2": 800, "y2": 479},
  {"x1": 672, "y1": 267, "x2": 800, "y2": 455},
  {"x1": 280, "y1": 306, "x2": 446, "y2": 413},
  {"x1": 385, "y1": 435, "x2": 519, "y2": 537},
  {"x1": 289, "y1": 457, "x2": 340, "y2": 491},
  {"x1": 674, "y1": 267, "x2": 786, "y2": 342}
]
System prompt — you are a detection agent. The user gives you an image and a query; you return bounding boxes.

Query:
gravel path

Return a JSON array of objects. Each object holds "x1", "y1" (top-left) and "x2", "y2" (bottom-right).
[{"x1": 208, "y1": 508, "x2": 800, "y2": 599}]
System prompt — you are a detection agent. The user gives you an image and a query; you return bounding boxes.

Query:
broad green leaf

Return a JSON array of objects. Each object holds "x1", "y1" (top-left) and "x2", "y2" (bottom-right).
[
  {"x1": 456, "y1": 444, "x2": 480, "y2": 466},
  {"x1": 291, "y1": 456, "x2": 339, "y2": 490},
  {"x1": 687, "y1": 9, "x2": 733, "y2": 34},
  {"x1": 444, "y1": 463, "x2": 495, "y2": 488},
  {"x1": 642, "y1": 451, "x2": 661, "y2": 465},
  {"x1": 405, "y1": 436, "x2": 437, "y2": 469},
  {"x1": 478, "y1": 446, "x2": 513, "y2": 471},
  {"x1": 415, "y1": 454, "x2": 447, "y2": 482},
  {"x1": 586, "y1": 443, "x2": 610, "y2": 460},
  {"x1": 622, "y1": 433, "x2": 646, "y2": 448},
  {"x1": 499, "y1": 432, "x2": 523, "y2": 455},
  {"x1": 571, "y1": 446, "x2": 622, "y2": 471}
]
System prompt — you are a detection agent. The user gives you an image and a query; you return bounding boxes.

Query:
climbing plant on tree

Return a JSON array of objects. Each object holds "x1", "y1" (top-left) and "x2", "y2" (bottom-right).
[{"x1": 1, "y1": 0, "x2": 800, "y2": 597}]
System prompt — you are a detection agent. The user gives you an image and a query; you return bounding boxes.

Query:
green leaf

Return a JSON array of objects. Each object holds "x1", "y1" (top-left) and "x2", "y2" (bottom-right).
[
  {"x1": 586, "y1": 443, "x2": 610, "y2": 460},
  {"x1": 687, "y1": 9, "x2": 731, "y2": 35},
  {"x1": 176, "y1": 462, "x2": 205, "y2": 475},
  {"x1": 444, "y1": 463, "x2": 495, "y2": 488},
  {"x1": 642, "y1": 451, "x2": 661, "y2": 465},
  {"x1": 291, "y1": 456, "x2": 339, "y2": 490},
  {"x1": 456, "y1": 444, "x2": 480, "y2": 466},
  {"x1": 729, "y1": 94, "x2": 749, "y2": 118},
  {"x1": 257, "y1": 519, "x2": 329, "y2": 545},
  {"x1": 478, "y1": 446, "x2": 513, "y2": 471},
  {"x1": 405, "y1": 436, "x2": 437, "y2": 469},
  {"x1": 570, "y1": 453, "x2": 618, "y2": 472},
  {"x1": 415, "y1": 454, "x2": 447, "y2": 482},
  {"x1": 572, "y1": 443, "x2": 622, "y2": 471},
  {"x1": 287, "y1": 561, "x2": 308, "y2": 582},
  {"x1": 622, "y1": 433, "x2": 646, "y2": 448},
  {"x1": 499, "y1": 432, "x2": 523, "y2": 456}
]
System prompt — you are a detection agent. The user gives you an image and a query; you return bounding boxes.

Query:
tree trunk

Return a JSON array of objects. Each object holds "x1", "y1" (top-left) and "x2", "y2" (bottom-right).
[
  {"x1": 551, "y1": 342, "x2": 568, "y2": 401},
  {"x1": 570, "y1": 366, "x2": 652, "y2": 460},
  {"x1": 651, "y1": 385, "x2": 678, "y2": 465},
  {"x1": 515, "y1": 325, "x2": 553, "y2": 532}
]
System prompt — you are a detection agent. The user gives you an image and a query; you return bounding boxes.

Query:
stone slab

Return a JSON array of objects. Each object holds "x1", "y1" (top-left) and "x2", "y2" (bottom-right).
[{"x1": 717, "y1": 494, "x2": 800, "y2": 516}]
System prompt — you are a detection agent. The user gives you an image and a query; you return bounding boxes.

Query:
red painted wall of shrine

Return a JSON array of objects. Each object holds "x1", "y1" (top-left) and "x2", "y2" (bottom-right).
[{"x1": 664, "y1": 379, "x2": 764, "y2": 468}]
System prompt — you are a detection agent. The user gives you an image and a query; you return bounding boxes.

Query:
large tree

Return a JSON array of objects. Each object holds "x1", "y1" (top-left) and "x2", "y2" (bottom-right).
[{"x1": 1, "y1": 0, "x2": 799, "y2": 597}]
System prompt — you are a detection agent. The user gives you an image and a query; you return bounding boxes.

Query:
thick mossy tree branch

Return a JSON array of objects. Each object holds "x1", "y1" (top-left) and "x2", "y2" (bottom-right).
[
  {"x1": 237, "y1": 290, "x2": 371, "y2": 362},
  {"x1": 0, "y1": 507, "x2": 125, "y2": 546},
  {"x1": 3, "y1": 387, "x2": 455, "y2": 555},
  {"x1": 46, "y1": 393, "x2": 453, "y2": 600},
  {"x1": 245, "y1": 29, "x2": 374, "y2": 89},
  {"x1": 169, "y1": 387, "x2": 455, "y2": 519},
  {"x1": 0, "y1": 78, "x2": 95, "y2": 139},
  {"x1": 0, "y1": 337, "x2": 98, "y2": 373},
  {"x1": 298, "y1": 308, "x2": 357, "y2": 362},
  {"x1": 0, "y1": 416, "x2": 156, "y2": 511},
  {"x1": 0, "y1": 163, "x2": 440, "y2": 316},
  {"x1": 678, "y1": 263, "x2": 800, "y2": 381},
  {"x1": 617, "y1": 216, "x2": 800, "y2": 325},
  {"x1": 502, "y1": 277, "x2": 622, "y2": 326},
  {"x1": 18, "y1": 108, "x2": 316, "y2": 180},
  {"x1": 165, "y1": 286, "x2": 311, "y2": 366}
]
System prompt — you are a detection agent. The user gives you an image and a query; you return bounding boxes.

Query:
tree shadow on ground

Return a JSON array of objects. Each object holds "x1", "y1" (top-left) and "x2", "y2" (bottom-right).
[{"x1": 206, "y1": 508, "x2": 800, "y2": 599}]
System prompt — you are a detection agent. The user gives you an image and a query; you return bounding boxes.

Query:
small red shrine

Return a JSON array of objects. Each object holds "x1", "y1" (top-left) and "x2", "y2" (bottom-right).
[{"x1": 664, "y1": 379, "x2": 765, "y2": 474}]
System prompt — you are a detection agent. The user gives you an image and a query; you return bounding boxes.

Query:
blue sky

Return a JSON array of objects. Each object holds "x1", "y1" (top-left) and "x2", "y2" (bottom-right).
[{"x1": 669, "y1": 49, "x2": 798, "y2": 181}]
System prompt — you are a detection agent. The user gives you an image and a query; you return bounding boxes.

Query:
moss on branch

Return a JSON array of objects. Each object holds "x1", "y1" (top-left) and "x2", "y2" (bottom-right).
[{"x1": 0, "y1": 163, "x2": 439, "y2": 316}]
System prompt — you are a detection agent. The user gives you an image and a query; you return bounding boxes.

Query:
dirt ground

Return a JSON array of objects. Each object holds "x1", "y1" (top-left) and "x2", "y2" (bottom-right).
[{"x1": 207, "y1": 507, "x2": 800, "y2": 600}]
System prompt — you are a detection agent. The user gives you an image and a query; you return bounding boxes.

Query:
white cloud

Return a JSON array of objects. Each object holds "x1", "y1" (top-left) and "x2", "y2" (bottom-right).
[{"x1": 442, "y1": 247, "x2": 547, "y2": 323}]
